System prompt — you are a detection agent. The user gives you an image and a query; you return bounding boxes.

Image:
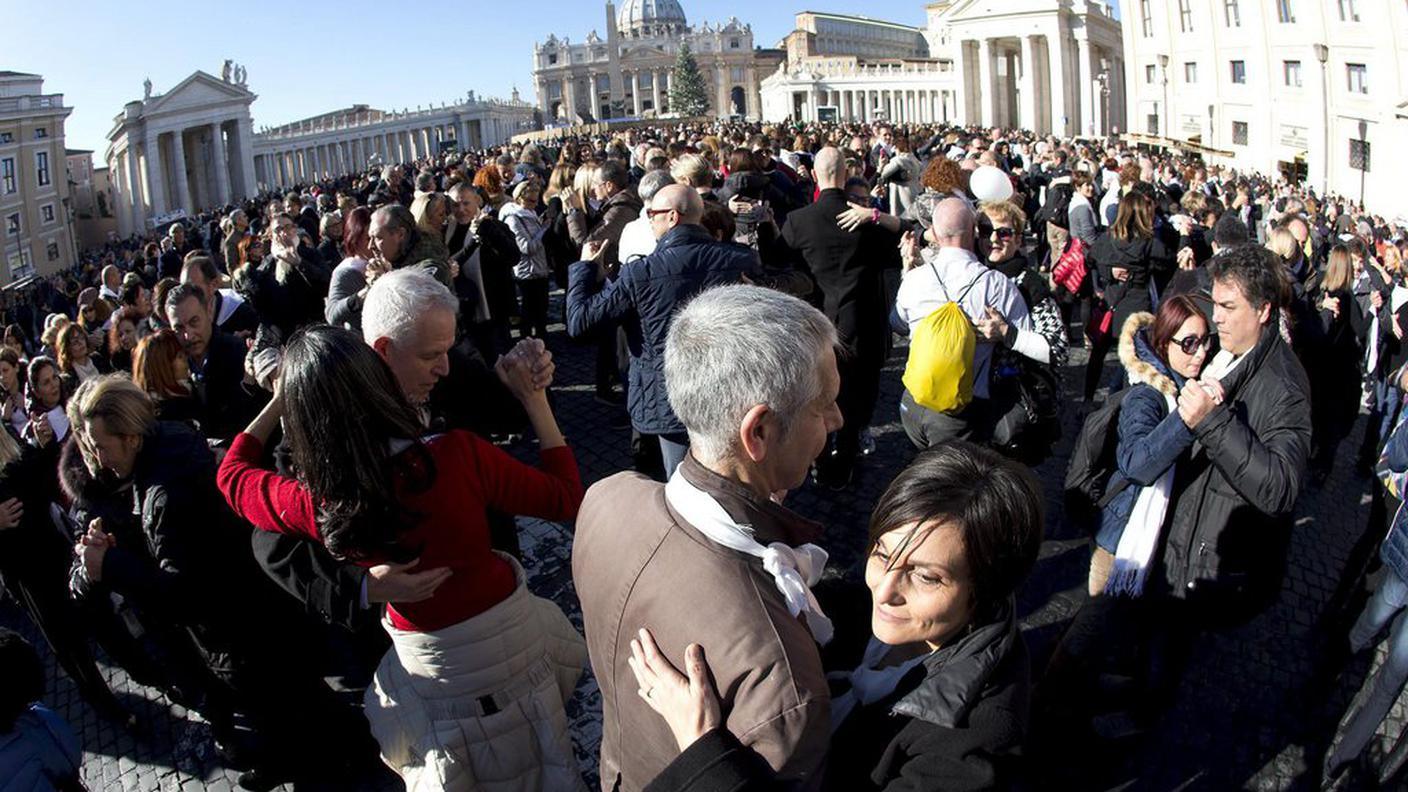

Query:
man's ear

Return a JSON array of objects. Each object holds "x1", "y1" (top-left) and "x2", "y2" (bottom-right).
[
  {"x1": 372, "y1": 336, "x2": 393, "y2": 362},
  {"x1": 1257, "y1": 301, "x2": 1272, "y2": 326},
  {"x1": 737, "y1": 404, "x2": 772, "y2": 464}
]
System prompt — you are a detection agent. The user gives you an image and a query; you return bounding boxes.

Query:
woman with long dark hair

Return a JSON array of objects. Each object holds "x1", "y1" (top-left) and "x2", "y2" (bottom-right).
[
  {"x1": 217, "y1": 325, "x2": 588, "y2": 789},
  {"x1": 105, "y1": 306, "x2": 140, "y2": 373},
  {"x1": 1084, "y1": 191, "x2": 1177, "y2": 401},
  {"x1": 325, "y1": 205, "x2": 374, "y2": 330}
]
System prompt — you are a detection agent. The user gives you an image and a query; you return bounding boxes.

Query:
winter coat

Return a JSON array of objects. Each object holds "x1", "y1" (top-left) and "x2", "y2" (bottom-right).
[
  {"x1": 236, "y1": 248, "x2": 331, "y2": 342},
  {"x1": 880, "y1": 153, "x2": 924, "y2": 218},
  {"x1": 0, "y1": 705, "x2": 81, "y2": 792},
  {"x1": 1314, "y1": 284, "x2": 1367, "y2": 438},
  {"x1": 1096, "y1": 313, "x2": 1196, "y2": 553},
  {"x1": 498, "y1": 201, "x2": 551, "y2": 280},
  {"x1": 1156, "y1": 318, "x2": 1311, "y2": 623},
  {"x1": 566, "y1": 188, "x2": 644, "y2": 273},
  {"x1": 643, "y1": 599, "x2": 1030, "y2": 792},
  {"x1": 566, "y1": 224, "x2": 762, "y2": 435},
  {"x1": 576, "y1": 456, "x2": 831, "y2": 792},
  {"x1": 1089, "y1": 229, "x2": 1177, "y2": 338},
  {"x1": 364, "y1": 555, "x2": 587, "y2": 791},
  {"x1": 97, "y1": 422, "x2": 289, "y2": 661},
  {"x1": 717, "y1": 170, "x2": 794, "y2": 243},
  {"x1": 1378, "y1": 413, "x2": 1408, "y2": 583}
]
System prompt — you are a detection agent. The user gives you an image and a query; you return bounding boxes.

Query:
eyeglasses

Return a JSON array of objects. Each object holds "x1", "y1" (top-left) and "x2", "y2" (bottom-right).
[
  {"x1": 978, "y1": 223, "x2": 1017, "y2": 242},
  {"x1": 1171, "y1": 334, "x2": 1212, "y2": 355},
  {"x1": 646, "y1": 208, "x2": 675, "y2": 219}
]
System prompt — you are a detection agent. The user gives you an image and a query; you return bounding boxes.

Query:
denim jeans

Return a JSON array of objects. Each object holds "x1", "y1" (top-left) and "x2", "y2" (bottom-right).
[{"x1": 1330, "y1": 567, "x2": 1408, "y2": 769}]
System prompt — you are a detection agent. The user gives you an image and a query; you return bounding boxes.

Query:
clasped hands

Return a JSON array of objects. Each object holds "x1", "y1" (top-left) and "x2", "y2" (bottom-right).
[{"x1": 1177, "y1": 377, "x2": 1225, "y2": 429}]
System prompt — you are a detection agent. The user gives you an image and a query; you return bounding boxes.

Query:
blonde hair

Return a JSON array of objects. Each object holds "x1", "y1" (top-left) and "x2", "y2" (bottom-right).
[
  {"x1": 1266, "y1": 227, "x2": 1300, "y2": 265},
  {"x1": 545, "y1": 163, "x2": 576, "y2": 200},
  {"x1": 67, "y1": 375, "x2": 156, "y2": 446},
  {"x1": 978, "y1": 200, "x2": 1028, "y2": 238},
  {"x1": 409, "y1": 193, "x2": 447, "y2": 235},
  {"x1": 1325, "y1": 245, "x2": 1354, "y2": 294},
  {"x1": 0, "y1": 416, "x2": 19, "y2": 468},
  {"x1": 671, "y1": 154, "x2": 713, "y2": 188},
  {"x1": 573, "y1": 164, "x2": 599, "y2": 195}
]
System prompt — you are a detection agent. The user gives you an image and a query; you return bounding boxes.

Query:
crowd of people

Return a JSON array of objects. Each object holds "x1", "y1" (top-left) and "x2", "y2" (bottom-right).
[{"x1": 0, "y1": 112, "x2": 1405, "y2": 792}]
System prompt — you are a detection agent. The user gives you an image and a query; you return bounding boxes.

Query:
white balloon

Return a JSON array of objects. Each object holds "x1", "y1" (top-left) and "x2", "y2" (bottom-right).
[{"x1": 971, "y1": 166, "x2": 1014, "y2": 202}]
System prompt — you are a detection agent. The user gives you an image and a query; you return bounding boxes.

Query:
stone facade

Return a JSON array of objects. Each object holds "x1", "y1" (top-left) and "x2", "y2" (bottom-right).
[
  {"x1": 0, "y1": 71, "x2": 77, "y2": 284},
  {"x1": 532, "y1": 1, "x2": 784, "y2": 122},
  {"x1": 1118, "y1": 0, "x2": 1408, "y2": 214},
  {"x1": 250, "y1": 95, "x2": 536, "y2": 192},
  {"x1": 761, "y1": 0, "x2": 1125, "y2": 139},
  {"x1": 104, "y1": 70, "x2": 257, "y2": 237}
]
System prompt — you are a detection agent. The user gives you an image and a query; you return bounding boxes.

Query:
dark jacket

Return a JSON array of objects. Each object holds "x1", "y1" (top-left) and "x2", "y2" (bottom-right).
[
  {"x1": 1378, "y1": 414, "x2": 1408, "y2": 583},
  {"x1": 1096, "y1": 313, "x2": 1196, "y2": 554},
  {"x1": 566, "y1": 224, "x2": 761, "y2": 435},
  {"x1": 1156, "y1": 318, "x2": 1311, "y2": 622},
  {"x1": 99, "y1": 422, "x2": 281, "y2": 652},
  {"x1": 644, "y1": 600, "x2": 1030, "y2": 792},
  {"x1": 193, "y1": 329, "x2": 268, "y2": 442},
  {"x1": 236, "y1": 248, "x2": 331, "y2": 342},
  {"x1": 1090, "y1": 230, "x2": 1177, "y2": 336},
  {"x1": 567, "y1": 188, "x2": 644, "y2": 273},
  {"x1": 717, "y1": 171, "x2": 792, "y2": 242},
  {"x1": 777, "y1": 188, "x2": 900, "y2": 353}
]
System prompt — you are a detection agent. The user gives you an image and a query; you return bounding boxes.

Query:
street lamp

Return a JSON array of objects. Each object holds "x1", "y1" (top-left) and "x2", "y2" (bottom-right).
[
  {"x1": 1313, "y1": 43, "x2": 1330, "y2": 196},
  {"x1": 1157, "y1": 54, "x2": 1170, "y2": 140},
  {"x1": 1097, "y1": 57, "x2": 1111, "y2": 139}
]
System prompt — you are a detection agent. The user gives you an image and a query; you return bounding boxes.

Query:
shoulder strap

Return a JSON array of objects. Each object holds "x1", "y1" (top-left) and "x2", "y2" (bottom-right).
[{"x1": 928, "y1": 260, "x2": 950, "y2": 303}]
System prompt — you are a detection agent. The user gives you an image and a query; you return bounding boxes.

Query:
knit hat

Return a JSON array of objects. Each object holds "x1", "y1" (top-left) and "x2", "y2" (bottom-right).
[{"x1": 511, "y1": 179, "x2": 536, "y2": 201}]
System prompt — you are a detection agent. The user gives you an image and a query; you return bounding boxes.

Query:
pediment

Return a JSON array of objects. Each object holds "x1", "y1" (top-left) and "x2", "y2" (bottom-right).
[
  {"x1": 146, "y1": 71, "x2": 254, "y2": 114},
  {"x1": 940, "y1": 0, "x2": 1060, "y2": 22},
  {"x1": 620, "y1": 45, "x2": 668, "y2": 60}
]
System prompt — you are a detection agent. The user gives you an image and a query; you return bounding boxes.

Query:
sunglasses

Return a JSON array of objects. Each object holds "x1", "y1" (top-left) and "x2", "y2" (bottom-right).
[
  {"x1": 1171, "y1": 334, "x2": 1212, "y2": 355},
  {"x1": 646, "y1": 207, "x2": 675, "y2": 219},
  {"x1": 978, "y1": 223, "x2": 1017, "y2": 242}
]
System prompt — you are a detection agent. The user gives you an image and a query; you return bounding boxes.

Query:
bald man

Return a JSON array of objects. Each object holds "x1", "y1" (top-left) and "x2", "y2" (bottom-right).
[
  {"x1": 567, "y1": 182, "x2": 763, "y2": 476},
  {"x1": 894, "y1": 197, "x2": 1031, "y2": 447},
  {"x1": 777, "y1": 145, "x2": 903, "y2": 489}
]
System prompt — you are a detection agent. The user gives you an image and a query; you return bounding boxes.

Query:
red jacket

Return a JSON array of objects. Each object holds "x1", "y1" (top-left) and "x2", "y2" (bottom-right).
[{"x1": 218, "y1": 430, "x2": 583, "y2": 632}]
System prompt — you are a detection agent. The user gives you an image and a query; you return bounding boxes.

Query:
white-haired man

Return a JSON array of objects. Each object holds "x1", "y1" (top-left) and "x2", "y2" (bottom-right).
[{"x1": 574, "y1": 284, "x2": 841, "y2": 792}]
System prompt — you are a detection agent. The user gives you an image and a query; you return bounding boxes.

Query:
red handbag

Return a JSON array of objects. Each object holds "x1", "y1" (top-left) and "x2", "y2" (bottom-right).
[{"x1": 1051, "y1": 237, "x2": 1089, "y2": 294}]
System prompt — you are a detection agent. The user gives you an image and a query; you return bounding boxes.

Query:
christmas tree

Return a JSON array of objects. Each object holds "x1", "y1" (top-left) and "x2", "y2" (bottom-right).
[{"x1": 669, "y1": 42, "x2": 710, "y2": 118}]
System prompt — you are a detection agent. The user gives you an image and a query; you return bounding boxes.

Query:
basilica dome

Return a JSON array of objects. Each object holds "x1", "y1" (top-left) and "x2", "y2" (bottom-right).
[{"x1": 616, "y1": 0, "x2": 688, "y2": 36}]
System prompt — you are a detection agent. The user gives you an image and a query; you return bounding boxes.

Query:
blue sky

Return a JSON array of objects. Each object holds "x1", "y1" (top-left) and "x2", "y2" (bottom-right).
[
  {"x1": 4, "y1": 0, "x2": 1110, "y2": 166},
  {"x1": 3, "y1": 0, "x2": 929, "y2": 163}
]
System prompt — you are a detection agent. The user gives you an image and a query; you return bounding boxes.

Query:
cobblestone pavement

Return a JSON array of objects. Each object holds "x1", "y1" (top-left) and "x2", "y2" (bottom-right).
[{"x1": 1, "y1": 295, "x2": 1400, "y2": 791}]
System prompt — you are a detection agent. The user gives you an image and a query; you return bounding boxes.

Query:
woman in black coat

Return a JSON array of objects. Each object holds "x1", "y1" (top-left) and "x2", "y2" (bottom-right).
[
  {"x1": 0, "y1": 427, "x2": 128, "y2": 725},
  {"x1": 1084, "y1": 190, "x2": 1176, "y2": 400},
  {"x1": 628, "y1": 443, "x2": 1045, "y2": 792},
  {"x1": 1310, "y1": 245, "x2": 1368, "y2": 481}
]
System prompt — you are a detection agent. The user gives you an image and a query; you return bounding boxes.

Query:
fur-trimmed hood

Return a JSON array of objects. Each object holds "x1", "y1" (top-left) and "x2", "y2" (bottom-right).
[{"x1": 1118, "y1": 312, "x2": 1182, "y2": 398}]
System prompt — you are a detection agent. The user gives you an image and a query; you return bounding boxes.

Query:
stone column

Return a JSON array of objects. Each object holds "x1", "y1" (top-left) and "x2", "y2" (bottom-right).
[
  {"x1": 977, "y1": 38, "x2": 996, "y2": 128},
  {"x1": 1019, "y1": 36, "x2": 1039, "y2": 134},
  {"x1": 171, "y1": 130, "x2": 193, "y2": 214},
  {"x1": 651, "y1": 70, "x2": 662, "y2": 113},
  {"x1": 209, "y1": 122, "x2": 231, "y2": 206},
  {"x1": 124, "y1": 145, "x2": 145, "y2": 232},
  {"x1": 1077, "y1": 35, "x2": 1093, "y2": 136},
  {"x1": 143, "y1": 132, "x2": 166, "y2": 216},
  {"x1": 1048, "y1": 27, "x2": 1068, "y2": 136},
  {"x1": 716, "y1": 65, "x2": 728, "y2": 117},
  {"x1": 630, "y1": 72, "x2": 641, "y2": 116}
]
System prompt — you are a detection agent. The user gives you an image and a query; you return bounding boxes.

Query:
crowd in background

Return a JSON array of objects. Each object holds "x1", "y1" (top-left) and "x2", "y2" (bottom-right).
[{"x1": 0, "y1": 114, "x2": 1406, "y2": 792}]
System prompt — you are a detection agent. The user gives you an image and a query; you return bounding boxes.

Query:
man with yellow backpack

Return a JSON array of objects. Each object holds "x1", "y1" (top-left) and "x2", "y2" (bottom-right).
[{"x1": 893, "y1": 197, "x2": 1032, "y2": 447}]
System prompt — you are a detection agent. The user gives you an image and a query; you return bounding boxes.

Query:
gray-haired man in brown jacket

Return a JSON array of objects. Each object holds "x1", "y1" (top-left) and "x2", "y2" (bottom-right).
[{"x1": 573, "y1": 284, "x2": 843, "y2": 791}]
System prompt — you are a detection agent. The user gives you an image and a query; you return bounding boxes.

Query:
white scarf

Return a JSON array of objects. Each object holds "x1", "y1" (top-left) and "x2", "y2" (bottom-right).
[
  {"x1": 664, "y1": 471, "x2": 834, "y2": 646},
  {"x1": 1106, "y1": 389, "x2": 1177, "y2": 597},
  {"x1": 827, "y1": 638, "x2": 926, "y2": 732}
]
